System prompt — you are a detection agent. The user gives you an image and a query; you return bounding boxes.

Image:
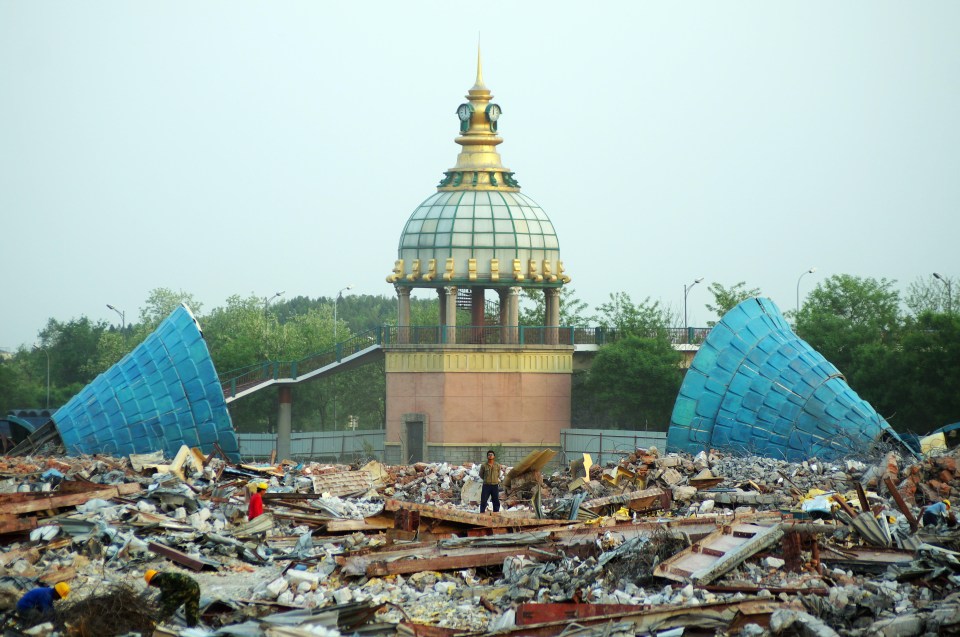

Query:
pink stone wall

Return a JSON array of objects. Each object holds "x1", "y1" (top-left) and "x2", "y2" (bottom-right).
[{"x1": 386, "y1": 371, "x2": 571, "y2": 447}]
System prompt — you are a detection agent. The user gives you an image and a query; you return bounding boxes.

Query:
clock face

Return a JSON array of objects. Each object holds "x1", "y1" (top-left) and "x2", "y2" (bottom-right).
[
  {"x1": 457, "y1": 103, "x2": 472, "y2": 121},
  {"x1": 487, "y1": 104, "x2": 501, "y2": 122}
]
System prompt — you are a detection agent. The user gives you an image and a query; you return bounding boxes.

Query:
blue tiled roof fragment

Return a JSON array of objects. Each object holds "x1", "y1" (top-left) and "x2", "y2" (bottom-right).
[
  {"x1": 667, "y1": 297, "x2": 907, "y2": 462},
  {"x1": 52, "y1": 304, "x2": 239, "y2": 461}
]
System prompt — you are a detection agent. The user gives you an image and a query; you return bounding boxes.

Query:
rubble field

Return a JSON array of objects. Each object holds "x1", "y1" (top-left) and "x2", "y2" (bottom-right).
[{"x1": 2, "y1": 444, "x2": 960, "y2": 637}]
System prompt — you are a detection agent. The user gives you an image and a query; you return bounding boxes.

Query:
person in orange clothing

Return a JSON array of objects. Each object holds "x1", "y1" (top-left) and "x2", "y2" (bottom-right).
[{"x1": 247, "y1": 482, "x2": 267, "y2": 520}]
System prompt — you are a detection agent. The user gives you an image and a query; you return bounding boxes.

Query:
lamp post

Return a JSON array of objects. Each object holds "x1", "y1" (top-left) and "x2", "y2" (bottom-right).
[
  {"x1": 332, "y1": 284, "x2": 352, "y2": 431},
  {"x1": 33, "y1": 345, "x2": 50, "y2": 409},
  {"x1": 333, "y1": 284, "x2": 353, "y2": 341},
  {"x1": 683, "y1": 277, "x2": 704, "y2": 343},
  {"x1": 796, "y1": 267, "x2": 817, "y2": 315},
  {"x1": 934, "y1": 272, "x2": 952, "y2": 315},
  {"x1": 106, "y1": 304, "x2": 125, "y2": 332},
  {"x1": 264, "y1": 290, "x2": 285, "y2": 309}
]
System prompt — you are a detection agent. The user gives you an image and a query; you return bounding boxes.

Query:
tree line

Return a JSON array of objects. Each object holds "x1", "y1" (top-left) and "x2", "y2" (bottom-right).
[{"x1": 1, "y1": 274, "x2": 957, "y2": 437}]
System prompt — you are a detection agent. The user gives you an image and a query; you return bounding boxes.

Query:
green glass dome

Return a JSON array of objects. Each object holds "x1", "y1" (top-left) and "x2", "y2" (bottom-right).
[{"x1": 398, "y1": 189, "x2": 559, "y2": 283}]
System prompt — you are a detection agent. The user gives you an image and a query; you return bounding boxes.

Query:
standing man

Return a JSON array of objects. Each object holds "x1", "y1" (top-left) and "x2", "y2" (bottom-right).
[
  {"x1": 479, "y1": 450, "x2": 502, "y2": 513},
  {"x1": 145, "y1": 569, "x2": 201, "y2": 628}
]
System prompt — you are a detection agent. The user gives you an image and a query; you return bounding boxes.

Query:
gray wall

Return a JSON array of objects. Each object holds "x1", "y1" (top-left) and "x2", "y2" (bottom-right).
[{"x1": 237, "y1": 428, "x2": 666, "y2": 468}]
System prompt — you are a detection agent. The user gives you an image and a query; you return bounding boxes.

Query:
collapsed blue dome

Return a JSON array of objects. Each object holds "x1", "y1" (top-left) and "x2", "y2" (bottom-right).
[
  {"x1": 52, "y1": 304, "x2": 239, "y2": 461},
  {"x1": 667, "y1": 297, "x2": 908, "y2": 462}
]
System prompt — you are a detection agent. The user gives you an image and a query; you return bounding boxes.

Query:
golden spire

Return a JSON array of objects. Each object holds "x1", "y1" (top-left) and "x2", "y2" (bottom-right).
[
  {"x1": 437, "y1": 50, "x2": 520, "y2": 192},
  {"x1": 472, "y1": 41, "x2": 486, "y2": 90}
]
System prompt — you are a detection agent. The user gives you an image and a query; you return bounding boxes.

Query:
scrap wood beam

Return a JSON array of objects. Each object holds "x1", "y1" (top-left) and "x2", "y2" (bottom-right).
[
  {"x1": 456, "y1": 598, "x2": 788, "y2": 637},
  {"x1": 147, "y1": 541, "x2": 219, "y2": 572},
  {"x1": 0, "y1": 513, "x2": 37, "y2": 535},
  {"x1": 883, "y1": 476, "x2": 919, "y2": 532},
  {"x1": 0, "y1": 484, "x2": 129, "y2": 516},
  {"x1": 384, "y1": 499, "x2": 558, "y2": 528},
  {"x1": 366, "y1": 547, "x2": 563, "y2": 577}
]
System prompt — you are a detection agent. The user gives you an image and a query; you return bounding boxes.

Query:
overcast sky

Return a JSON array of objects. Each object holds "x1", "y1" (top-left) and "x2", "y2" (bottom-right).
[{"x1": 2, "y1": 2, "x2": 958, "y2": 351}]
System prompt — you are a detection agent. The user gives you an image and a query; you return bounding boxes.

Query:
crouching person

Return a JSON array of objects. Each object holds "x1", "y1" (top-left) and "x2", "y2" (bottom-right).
[
  {"x1": 16, "y1": 582, "x2": 69, "y2": 626},
  {"x1": 145, "y1": 569, "x2": 200, "y2": 627}
]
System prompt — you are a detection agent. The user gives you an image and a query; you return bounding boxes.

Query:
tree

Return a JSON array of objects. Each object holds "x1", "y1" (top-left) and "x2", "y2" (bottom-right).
[
  {"x1": 139, "y1": 288, "x2": 204, "y2": 331},
  {"x1": 579, "y1": 335, "x2": 683, "y2": 430},
  {"x1": 37, "y1": 317, "x2": 108, "y2": 388},
  {"x1": 0, "y1": 352, "x2": 43, "y2": 413},
  {"x1": 905, "y1": 274, "x2": 956, "y2": 317},
  {"x1": 794, "y1": 274, "x2": 901, "y2": 377},
  {"x1": 518, "y1": 287, "x2": 595, "y2": 327},
  {"x1": 705, "y1": 282, "x2": 761, "y2": 326},
  {"x1": 595, "y1": 292, "x2": 673, "y2": 337},
  {"x1": 850, "y1": 311, "x2": 960, "y2": 434}
]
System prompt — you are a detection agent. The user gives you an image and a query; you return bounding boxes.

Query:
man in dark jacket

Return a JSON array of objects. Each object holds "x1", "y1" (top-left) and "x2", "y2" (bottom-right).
[
  {"x1": 479, "y1": 450, "x2": 502, "y2": 513},
  {"x1": 145, "y1": 569, "x2": 201, "y2": 627},
  {"x1": 15, "y1": 582, "x2": 69, "y2": 626}
]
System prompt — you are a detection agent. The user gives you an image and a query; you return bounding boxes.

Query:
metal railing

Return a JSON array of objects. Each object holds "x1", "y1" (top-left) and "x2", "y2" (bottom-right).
[{"x1": 220, "y1": 324, "x2": 711, "y2": 399}]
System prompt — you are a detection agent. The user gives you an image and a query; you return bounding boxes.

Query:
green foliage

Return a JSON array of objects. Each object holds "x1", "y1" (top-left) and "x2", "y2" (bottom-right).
[
  {"x1": 850, "y1": 312, "x2": 960, "y2": 433},
  {"x1": 795, "y1": 274, "x2": 901, "y2": 377},
  {"x1": 705, "y1": 281, "x2": 761, "y2": 326},
  {"x1": 905, "y1": 274, "x2": 956, "y2": 317},
  {"x1": 579, "y1": 335, "x2": 683, "y2": 430},
  {"x1": 139, "y1": 288, "x2": 203, "y2": 331},
  {"x1": 37, "y1": 317, "x2": 109, "y2": 387},
  {"x1": 595, "y1": 292, "x2": 672, "y2": 337},
  {"x1": 518, "y1": 287, "x2": 595, "y2": 327}
]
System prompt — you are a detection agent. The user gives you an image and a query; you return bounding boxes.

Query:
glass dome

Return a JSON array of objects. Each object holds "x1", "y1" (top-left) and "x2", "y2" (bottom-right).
[{"x1": 398, "y1": 189, "x2": 560, "y2": 281}]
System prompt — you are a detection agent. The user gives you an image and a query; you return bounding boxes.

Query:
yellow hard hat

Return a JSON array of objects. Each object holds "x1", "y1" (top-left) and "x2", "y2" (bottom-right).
[
  {"x1": 145, "y1": 569, "x2": 158, "y2": 584},
  {"x1": 945, "y1": 499, "x2": 951, "y2": 509},
  {"x1": 54, "y1": 582, "x2": 70, "y2": 599},
  {"x1": 258, "y1": 482, "x2": 268, "y2": 490}
]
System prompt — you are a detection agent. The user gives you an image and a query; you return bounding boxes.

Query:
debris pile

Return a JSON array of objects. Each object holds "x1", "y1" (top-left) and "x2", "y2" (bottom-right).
[{"x1": 2, "y1": 444, "x2": 960, "y2": 636}]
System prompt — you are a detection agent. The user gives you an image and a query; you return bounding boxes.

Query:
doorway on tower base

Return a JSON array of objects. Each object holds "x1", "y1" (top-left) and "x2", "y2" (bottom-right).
[{"x1": 401, "y1": 413, "x2": 428, "y2": 464}]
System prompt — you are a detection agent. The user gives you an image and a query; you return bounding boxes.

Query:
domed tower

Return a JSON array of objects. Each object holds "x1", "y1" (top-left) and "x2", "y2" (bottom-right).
[
  {"x1": 383, "y1": 53, "x2": 574, "y2": 466},
  {"x1": 388, "y1": 51, "x2": 570, "y2": 343}
]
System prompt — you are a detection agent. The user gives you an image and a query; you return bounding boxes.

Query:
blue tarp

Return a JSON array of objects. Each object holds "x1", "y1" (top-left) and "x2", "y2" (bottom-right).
[
  {"x1": 667, "y1": 297, "x2": 909, "y2": 462},
  {"x1": 52, "y1": 304, "x2": 239, "y2": 461}
]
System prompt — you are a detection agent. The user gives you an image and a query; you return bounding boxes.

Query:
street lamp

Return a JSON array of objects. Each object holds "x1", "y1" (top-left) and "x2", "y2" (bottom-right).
[
  {"x1": 332, "y1": 284, "x2": 353, "y2": 431},
  {"x1": 683, "y1": 277, "x2": 704, "y2": 342},
  {"x1": 106, "y1": 304, "x2": 125, "y2": 332},
  {"x1": 264, "y1": 290, "x2": 285, "y2": 309},
  {"x1": 934, "y1": 272, "x2": 952, "y2": 315},
  {"x1": 33, "y1": 345, "x2": 50, "y2": 410},
  {"x1": 796, "y1": 267, "x2": 817, "y2": 315},
  {"x1": 333, "y1": 284, "x2": 353, "y2": 341}
]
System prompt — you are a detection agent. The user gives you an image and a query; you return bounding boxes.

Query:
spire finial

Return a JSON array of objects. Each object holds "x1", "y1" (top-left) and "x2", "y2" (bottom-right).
[{"x1": 473, "y1": 37, "x2": 486, "y2": 89}]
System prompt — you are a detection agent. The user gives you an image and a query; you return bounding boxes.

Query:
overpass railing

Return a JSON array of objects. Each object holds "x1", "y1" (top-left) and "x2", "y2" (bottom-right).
[{"x1": 220, "y1": 324, "x2": 710, "y2": 398}]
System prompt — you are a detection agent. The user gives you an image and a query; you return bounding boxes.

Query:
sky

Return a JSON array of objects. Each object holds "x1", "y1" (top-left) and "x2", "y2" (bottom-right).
[{"x1": 2, "y1": 2, "x2": 958, "y2": 351}]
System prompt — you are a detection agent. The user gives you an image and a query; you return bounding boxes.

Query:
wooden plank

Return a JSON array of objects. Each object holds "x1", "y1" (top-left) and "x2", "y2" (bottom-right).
[
  {"x1": 0, "y1": 514, "x2": 38, "y2": 535},
  {"x1": 0, "y1": 485, "x2": 122, "y2": 515},
  {"x1": 884, "y1": 476, "x2": 919, "y2": 532},
  {"x1": 326, "y1": 517, "x2": 395, "y2": 533},
  {"x1": 383, "y1": 499, "x2": 557, "y2": 528},
  {"x1": 516, "y1": 603, "x2": 646, "y2": 625},
  {"x1": 367, "y1": 547, "x2": 562, "y2": 576}
]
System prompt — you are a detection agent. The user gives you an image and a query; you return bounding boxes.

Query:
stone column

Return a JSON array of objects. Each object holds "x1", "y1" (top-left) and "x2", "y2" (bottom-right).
[
  {"x1": 545, "y1": 288, "x2": 560, "y2": 345},
  {"x1": 497, "y1": 288, "x2": 510, "y2": 344},
  {"x1": 396, "y1": 286, "x2": 410, "y2": 344},
  {"x1": 444, "y1": 286, "x2": 458, "y2": 344},
  {"x1": 277, "y1": 386, "x2": 292, "y2": 460},
  {"x1": 470, "y1": 287, "x2": 485, "y2": 343},
  {"x1": 508, "y1": 286, "x2": 521, "y2": 344}
]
